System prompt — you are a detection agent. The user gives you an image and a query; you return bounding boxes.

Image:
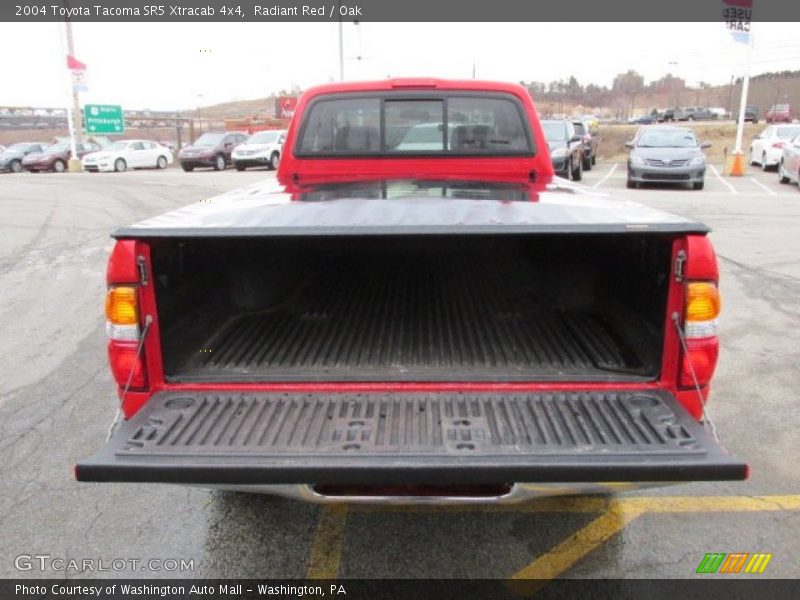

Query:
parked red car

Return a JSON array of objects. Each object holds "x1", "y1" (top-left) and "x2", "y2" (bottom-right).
[
  {"x1": 766, "y1": 104, "x2": 795, "y2": 124},
  {"x1": 22, "y1": 141, "x2": 101, "y2": 172}
]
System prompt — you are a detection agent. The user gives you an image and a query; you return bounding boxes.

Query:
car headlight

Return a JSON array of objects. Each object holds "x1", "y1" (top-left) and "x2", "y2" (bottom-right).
[
  {"x1": 629, "y1": 156, "x2": 646, "y2": 167},
  {"x1": 688, "y1": 156, "x2": 706, "y2": 167},
  {"x1": 551, "y1": 147, "x2": 568, "y2": 158}
]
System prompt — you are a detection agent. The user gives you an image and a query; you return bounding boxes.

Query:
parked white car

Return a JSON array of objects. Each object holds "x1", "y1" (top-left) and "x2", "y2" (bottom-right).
[
  {"x1": 778, "y1": 133, "x2": 800, "y2": 187},
  {"x1": 82, "y1": 140, "x2": 173, "y2": 172},
  {"x1": 231, "y1": 129, "x2": 286, "y2": 170},
  {"x1": 749, "y1": 124, "x2": 800, "y2": 171}
]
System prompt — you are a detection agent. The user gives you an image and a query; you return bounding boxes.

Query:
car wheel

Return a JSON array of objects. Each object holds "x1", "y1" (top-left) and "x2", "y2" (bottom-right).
[
  {"x1": 269, "y1": 151, "x2": 280, "y2": 170},
  {"x1": 762, "y1": 153, "x2": 769, "y2": 171},
  {"x1": 582, "y1": 154, "x2": 591, "y2": 171},
  {"x1": 52, "y1": 159, "x2": 65, "y2": 173},
  {"x1": 572, "y1": 155, "x2": 583, "y2": 181},
  {"x1": 627, "y1": 177, "x2": 639, "y2": 189},
  {"x1": 9, "y1": 159, "x2": 22, "y2": 173},
  {"x1": 693, "y1": 181, "x2": 704, "y2": 190},
  {"x1": 213, "y1": 154, "x2": 226, "y2": 171},
  {"x1": 687, "y1": 116, "x2": 694, "y2": 121},
  {"x1": 749, "y1": 147, "x2": 757, "y2": 166},
  {"x1": 234, "y1": 163, "x2": 246, "y2": 171},
  {"x1": 114, "y1": 158, "x2": 126, "y2": 172},
  {"x1": 181, "y1": 164, "x2": 194, "y2": 172},
  {"x1": 156, "y1": 156, "x2": 168, "y2": 169},
  {"x1": 591, "y1": 152, "x2": 596, "y2": 166},
  {"x1": 778, "y1": 162, "x2": 790, "y2": 184},
  {"x1": 565, "y1": 159, "x2": 572, "y2": 181}
]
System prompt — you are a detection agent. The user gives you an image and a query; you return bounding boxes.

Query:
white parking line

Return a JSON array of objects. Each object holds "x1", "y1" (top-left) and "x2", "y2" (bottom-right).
[
  {"x1": 709, "y1": 164, "x2": 738, "y2": 194},
  {"x1": 592, "y1": 163, "x2": 618, "y2": 189},
  {"x1": 748, "y1": 177, "x2": 777, "y2": 196}
]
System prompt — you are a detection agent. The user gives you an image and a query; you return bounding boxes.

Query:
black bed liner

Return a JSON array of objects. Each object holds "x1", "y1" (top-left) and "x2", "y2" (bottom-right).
[
  {"x1": 165, "y1": 263, "x2": 653, "y2": 382},
  {"x1": 76, "y1": 390, "x2": 746, "y2": 484}
]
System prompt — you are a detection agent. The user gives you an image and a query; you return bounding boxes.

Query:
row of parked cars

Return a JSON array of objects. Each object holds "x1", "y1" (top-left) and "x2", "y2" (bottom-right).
[
  {"x1": 747, "y1": 123, "x2": 800, "y2": 189},
  {"x1": 177, "y1": 130, "x2": 286, "y2": 171},
  {"x1": 0, "y1": 140, "x2": 173, "y2": 173},
  {"x1": 630, "y1": 104, "x2": 795, "y2": 126},
  {"x1": 0, "y1": 129, "x2": 288, "y2": 174}
]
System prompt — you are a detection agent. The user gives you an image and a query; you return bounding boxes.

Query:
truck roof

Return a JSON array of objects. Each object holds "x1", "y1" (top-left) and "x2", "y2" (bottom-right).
[{"x1": 113, "y1": 179, "x2": 708, "y2": 238}]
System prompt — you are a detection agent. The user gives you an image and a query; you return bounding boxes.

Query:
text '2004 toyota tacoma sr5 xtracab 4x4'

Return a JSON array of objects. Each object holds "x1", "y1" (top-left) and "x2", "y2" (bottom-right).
[{"x1": 76, "y1": 78, "x2": 746, "y2": 504}]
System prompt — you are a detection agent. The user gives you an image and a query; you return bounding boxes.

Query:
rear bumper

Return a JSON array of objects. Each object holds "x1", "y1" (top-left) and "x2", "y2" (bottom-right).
[
  {"x1": 76, "y1": 390, "x2": 747, "y2": 491},
  {"x1": 204, "y1": 481, "x2": 678, "y2": 504}
]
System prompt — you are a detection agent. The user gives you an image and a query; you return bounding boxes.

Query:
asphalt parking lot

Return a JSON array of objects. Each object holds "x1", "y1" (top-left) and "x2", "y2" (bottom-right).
[{"x1": 0, "y1": 164, "x2": 799, "y2": 581}]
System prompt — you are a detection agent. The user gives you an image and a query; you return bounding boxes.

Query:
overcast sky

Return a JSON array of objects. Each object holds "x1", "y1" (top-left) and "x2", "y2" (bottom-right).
[{"x1": 1, "y1": 22, "x2": 798, "y2": 110}]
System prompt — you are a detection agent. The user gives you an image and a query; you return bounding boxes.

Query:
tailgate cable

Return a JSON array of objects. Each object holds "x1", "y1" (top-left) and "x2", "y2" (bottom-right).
[
  {"x1": 671, "y1": 312, "x2": 719, "y2": 443},
  {"x1": 107, "y1": 315, "x2": 153, "y2": 441}
]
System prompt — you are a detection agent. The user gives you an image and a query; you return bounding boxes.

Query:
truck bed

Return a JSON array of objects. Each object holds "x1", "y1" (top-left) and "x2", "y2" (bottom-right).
[
  {"x1": 168, "y1": 263, "x2": 646, "y2": 382},
  {"x1": 154, "y1": 231, "x2": 669, "y2": 383}
]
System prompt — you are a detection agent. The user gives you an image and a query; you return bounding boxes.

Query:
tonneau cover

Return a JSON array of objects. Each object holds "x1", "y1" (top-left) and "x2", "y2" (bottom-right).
[{"x1": 113, "y1": 180, "x2": 709, "y2": 238}]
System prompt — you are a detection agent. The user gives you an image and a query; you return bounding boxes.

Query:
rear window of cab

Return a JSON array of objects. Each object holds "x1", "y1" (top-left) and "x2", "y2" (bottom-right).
[{"x1": 295, "y1": 93, "x2": 534, "y2": 156}]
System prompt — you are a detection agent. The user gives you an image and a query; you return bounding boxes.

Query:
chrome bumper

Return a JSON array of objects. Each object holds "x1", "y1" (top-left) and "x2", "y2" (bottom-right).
[{"x1": 202, "y1": 482, "x2": 677, "y2": 505}]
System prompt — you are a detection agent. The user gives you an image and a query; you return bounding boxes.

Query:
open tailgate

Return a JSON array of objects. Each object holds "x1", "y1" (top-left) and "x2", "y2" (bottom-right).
[{"x1": 76, "y1": 390, "x2": 746, "y2": 485}]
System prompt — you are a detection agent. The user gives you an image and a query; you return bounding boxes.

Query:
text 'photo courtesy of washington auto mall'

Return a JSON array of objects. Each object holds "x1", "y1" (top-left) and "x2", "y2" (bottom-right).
[{"x1": 0, "y1": 0, "x2": 799, "y2": 598}]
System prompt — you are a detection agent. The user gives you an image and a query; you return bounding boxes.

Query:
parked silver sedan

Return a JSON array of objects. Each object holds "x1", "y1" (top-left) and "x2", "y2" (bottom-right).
[{"x1": 778, "y1": 133, "x2": 800, "y2": 189}]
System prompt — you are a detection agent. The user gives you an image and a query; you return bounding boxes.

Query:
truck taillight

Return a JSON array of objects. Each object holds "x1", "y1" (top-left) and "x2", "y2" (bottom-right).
[
  {"x1": 108, "y1": 340, "x2": 148, "y2": 389},
  {"x1": 680, "y1": 281, "x2": 720, "y2": 388},
  {"x1": 106, "y1": 281, "x2": 148, "y2": 395}
]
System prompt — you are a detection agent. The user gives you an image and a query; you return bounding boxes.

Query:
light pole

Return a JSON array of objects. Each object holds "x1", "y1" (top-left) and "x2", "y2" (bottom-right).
[
  {"x1": 196, "y1": 93, "x2": 204, "y2": 137},
  {"x1": 63, "y1": 1, "x2": 83, "y2": 172},
  {"x1": 337, "y1": 1, "x2": 344, "y2": 80}
]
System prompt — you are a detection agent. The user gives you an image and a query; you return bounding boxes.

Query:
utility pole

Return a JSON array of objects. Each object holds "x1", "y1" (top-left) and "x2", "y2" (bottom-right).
[
  {"x1": 63, "y1": 3, "x2": 83, "y2": 172},
  {"x1": 337, "y1": 1, "x2": 344, "y2": 81},
  {"x1": 728, "y1": 75, "x2": 735, "y2": 118}
]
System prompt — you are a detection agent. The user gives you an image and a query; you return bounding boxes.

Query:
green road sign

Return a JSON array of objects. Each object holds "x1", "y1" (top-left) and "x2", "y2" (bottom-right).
[{"x1": 84, "y1": 104, "x2": 124, "y2": 134}]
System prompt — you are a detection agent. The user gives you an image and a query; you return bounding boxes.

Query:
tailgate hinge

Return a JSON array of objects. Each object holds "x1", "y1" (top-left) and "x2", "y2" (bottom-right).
[
  {"x1": 136, "y1": 255, "x2": 149, "y2": 286},
  {"x1": 673, "y1": 250, "x2": 686, "y2": 282}
]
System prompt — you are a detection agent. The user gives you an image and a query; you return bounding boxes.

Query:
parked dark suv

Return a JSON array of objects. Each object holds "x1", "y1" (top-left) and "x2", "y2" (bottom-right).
[
  {"x1": 178, "y1": 131, "x2": 249, "y2": 171},
  {"x1": 541, "y1": 119, "x2": 583, "y2": 181},
  {"x1": 677, "y1": 107, "x2": 716, "y2": 121},
  {"x1": 737, "y1": 105, "x2": 759, "y2": 124}
]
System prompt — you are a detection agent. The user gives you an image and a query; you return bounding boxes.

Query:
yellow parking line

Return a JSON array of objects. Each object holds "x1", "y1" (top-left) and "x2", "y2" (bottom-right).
[
  {"x1": 510, "y1": 501, "x2": 647, "y2": 583},
  {"x1": 621, "y1": 494, "x2": 800, "y2": 513},
  {"x1": 510, "y1": 495, "x2": 800, "y2": 582},
  {"x1": 304, "y1": 495, "x2": 800, "y2": 581},
  {"x1": 306, "y1": 505, "x2": 348, "y2": 579},
  {"x1": 350, "y1": 494, "x2": 800, "y2": 515}
]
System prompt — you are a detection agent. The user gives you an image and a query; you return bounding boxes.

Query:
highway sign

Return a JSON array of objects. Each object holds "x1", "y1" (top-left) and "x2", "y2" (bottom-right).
[{"x1": 84, "y1": 104, "x2": 124, "y2": 134}]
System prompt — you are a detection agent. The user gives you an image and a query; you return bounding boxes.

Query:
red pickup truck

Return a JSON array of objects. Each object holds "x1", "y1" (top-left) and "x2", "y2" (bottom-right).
[{"x1": 77, "y1": 79, "x2": 745, "y2": 503}]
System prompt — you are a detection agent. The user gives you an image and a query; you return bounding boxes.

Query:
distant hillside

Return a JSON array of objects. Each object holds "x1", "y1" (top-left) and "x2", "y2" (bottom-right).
[
  {"x1": 191, "y1": 97, "x2": 278, "y2": 119},
  {"x1": 182, "y1": 70, "x2": 800, "y2": 121},
  {"x1": 525, "y1": 69, "x2": 800, "y2": 119}
]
